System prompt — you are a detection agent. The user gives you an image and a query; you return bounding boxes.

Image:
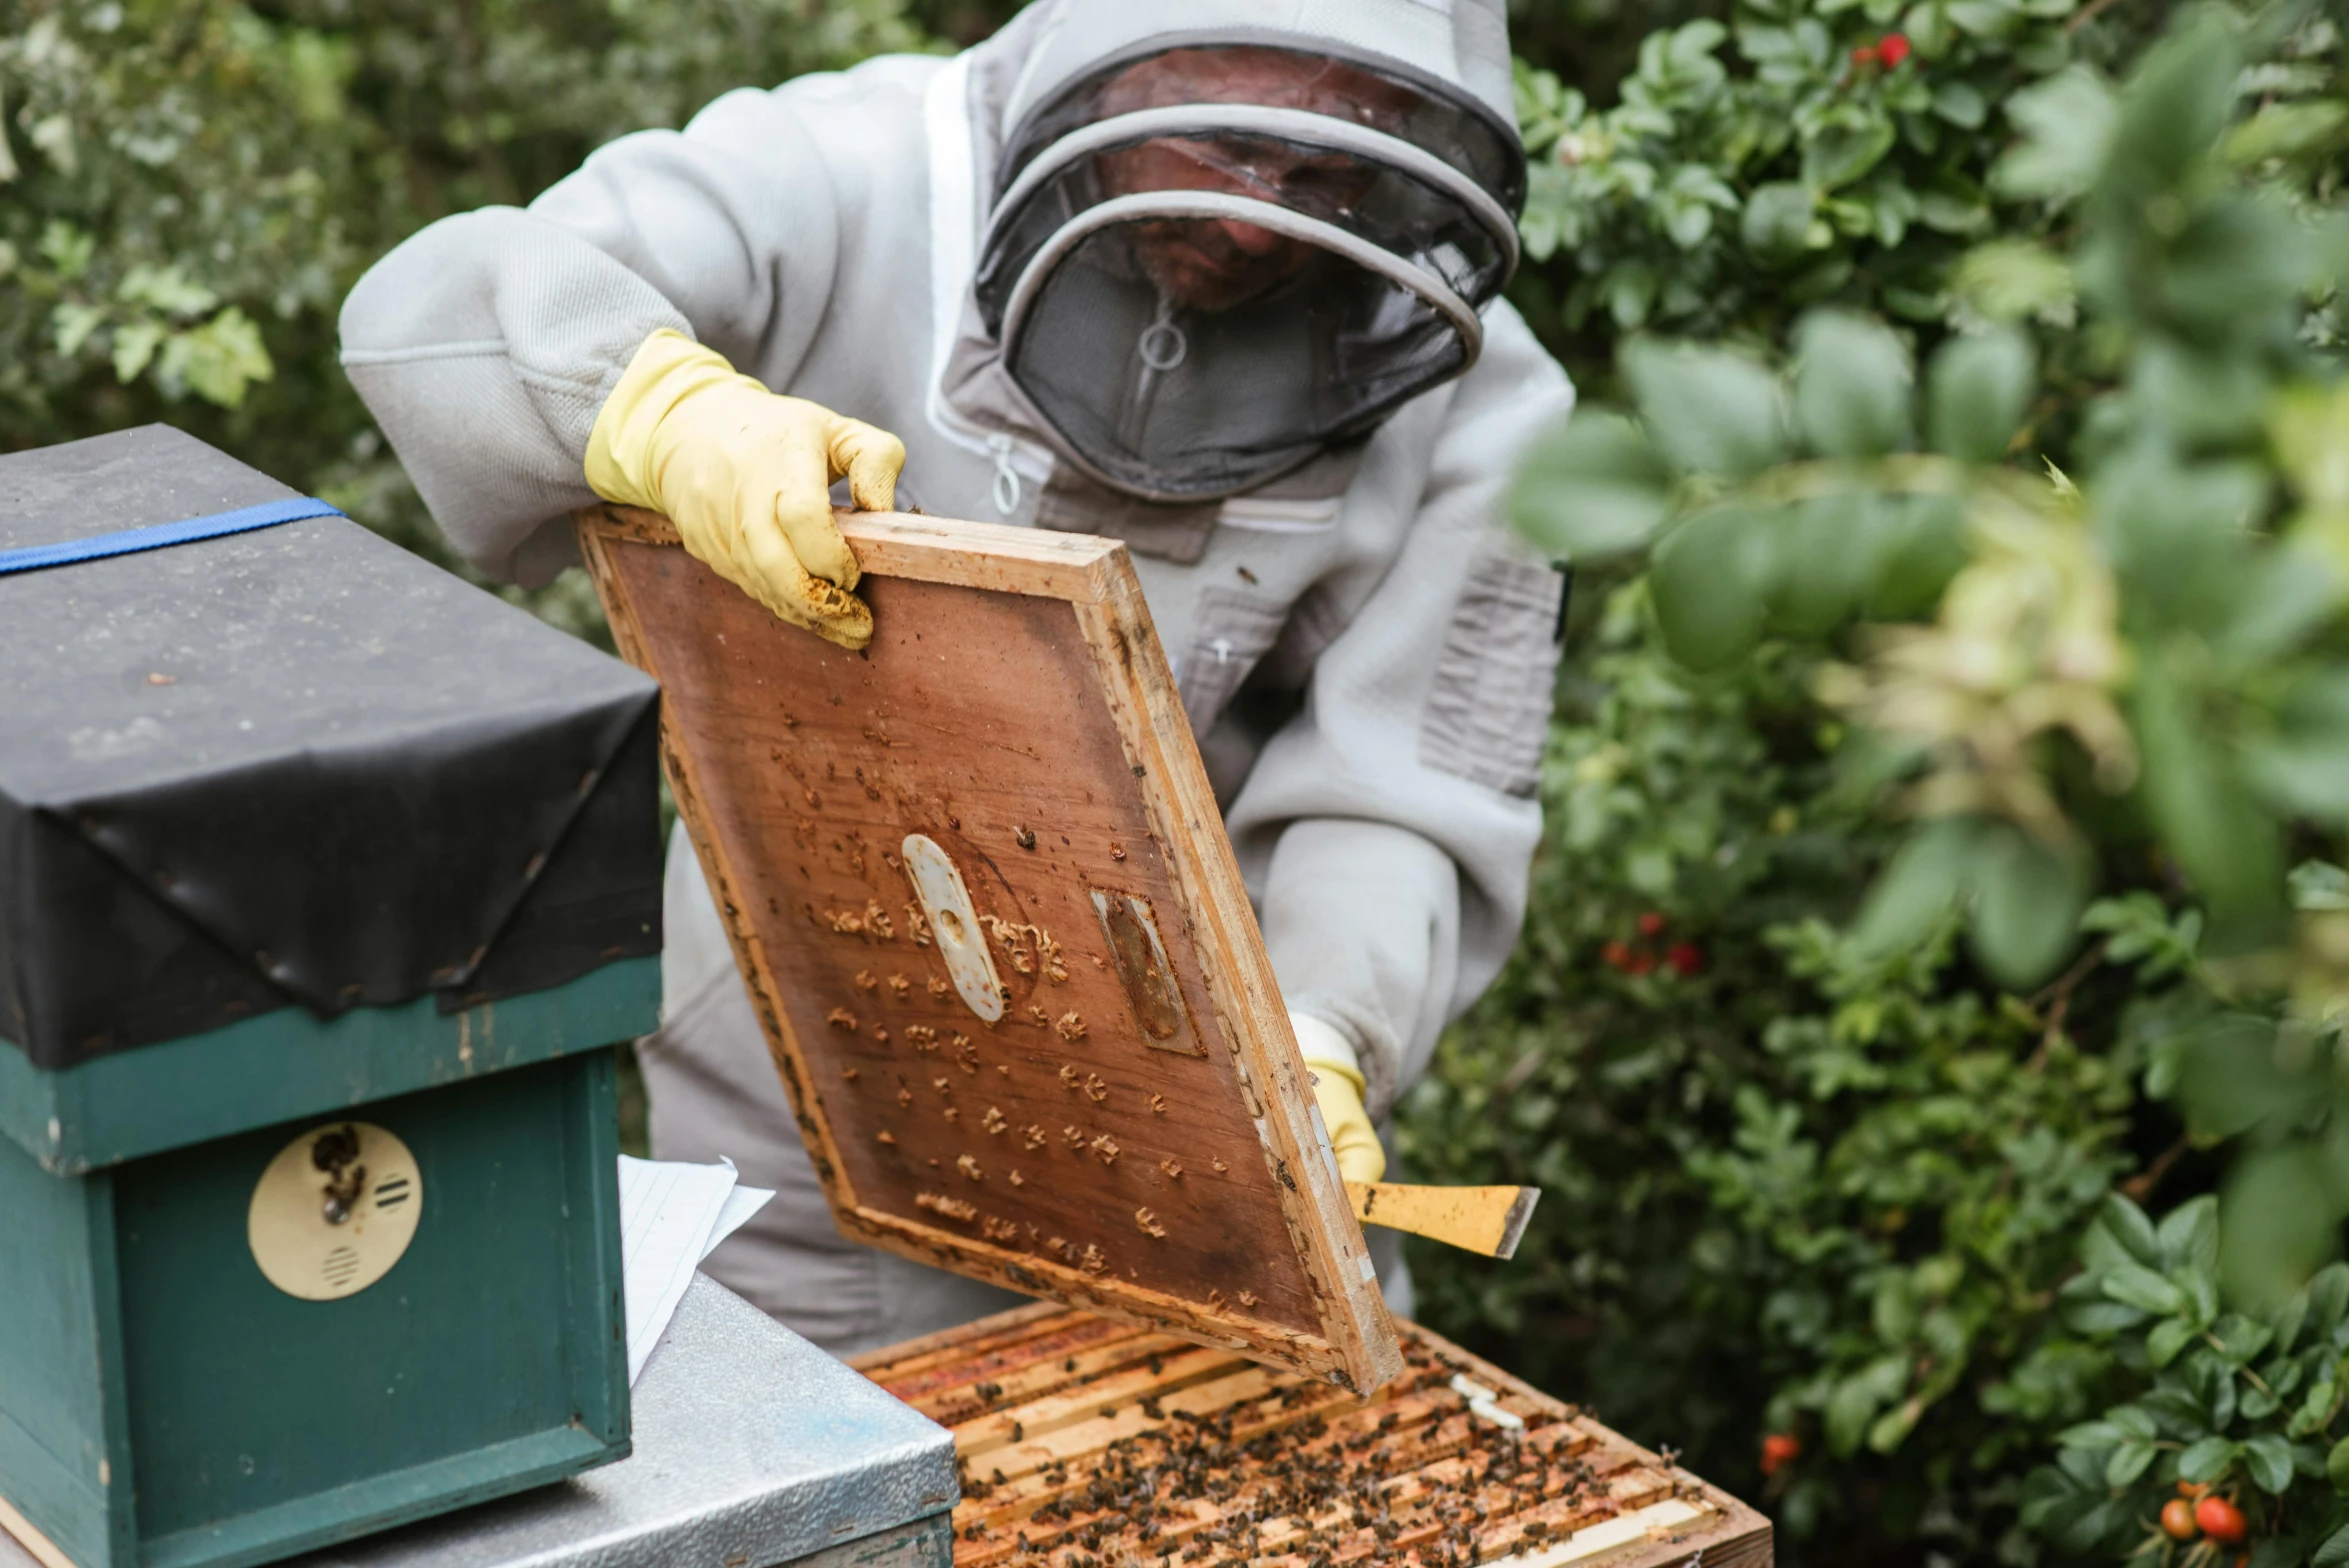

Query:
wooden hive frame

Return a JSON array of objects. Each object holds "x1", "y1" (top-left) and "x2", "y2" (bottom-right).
[
  {"x1": 853, "y1": 1303, "x2": 1773, "y2": 1568},
  {"x1": 576, "y1": 504, "x2": 1403, "y2": 1392}
]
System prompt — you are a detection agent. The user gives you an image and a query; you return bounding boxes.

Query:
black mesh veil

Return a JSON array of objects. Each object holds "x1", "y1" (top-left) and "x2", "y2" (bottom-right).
[{"x1": 974, "y1": 43, "x2": 1526, "y2": 501}]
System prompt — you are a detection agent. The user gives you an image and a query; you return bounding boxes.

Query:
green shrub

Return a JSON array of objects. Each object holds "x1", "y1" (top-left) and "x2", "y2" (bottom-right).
[
  {"x1": 2025, "y1": 1195, "x2": 2349, "y2": 1567},
  {"x1": 1399, "y1": 582, "x2": 2167, "y2": 1560},
  {"x1": 1449, "y1": 1, "x2": 2349, "y2": 1562}
]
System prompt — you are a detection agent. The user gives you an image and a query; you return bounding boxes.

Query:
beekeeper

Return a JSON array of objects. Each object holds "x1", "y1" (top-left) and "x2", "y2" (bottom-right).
[{"x1": 341, "y1": 0, "x2": 1573, "y2": 1355}]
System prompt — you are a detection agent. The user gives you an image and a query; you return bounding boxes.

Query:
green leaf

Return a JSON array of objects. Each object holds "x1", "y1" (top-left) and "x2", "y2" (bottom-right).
[
  {"x1": 1743, "y1": 181, "x2": 1823, "y2": 268},
  {"x1": 2271, "y1": 1289, "x2": 2310, "y2": 1355},
  {"x1": 1926, "y1": 327, "x2": 2035, "y2": 462},
  {"x1": 2148, "y1": 1316, "x2": 2198, "y2": 1367},
  {"x1": 2146, "y1": 1385, "x2": 2209, "y2": 1428},
  {"x1": 166, "y1": 308, "x2": 275, "y2": 410},
  {"x1": 2224, "y1": 101, "x2": 2349, "y2": 166},
  {"x1": 2178, "y1": 1014, "x2": 2306, "y2": 1143},
  {"x1": 2104, "y1": 1440, "x2": 2157, "y2": 1487},
  {"x1": 1769, "y1": 494, "x2": 1898, "y2": 633},
  {"x1": 2098, "y1": 1194, "x2": 2164, "y2": 1268},
  {"x1": 2058, "y1": 1419, "x2": 2130, "y2": 1448},
  {"x1": 2209, "y1": 1313, "x2": 2275, "y2": 1364},
  {"x1": 52, "y1": 302, "x2": 105, "y2": 358},
  {"x1": 1802, "y1": 108, "x2": 1898, "y2": 191},
  {"x1": 1867, "y1": 494, "x2": 1968, "y2": 616},
  {"x1": 1621, "y1": 340, "x2": 1788, "y2": 478},
  {"x1": 2243, "y1": 1434, "x2": 2295, "y2": 1494},
  {"x1": 2191, "y1": 1355, "x2": 2239, "y2": 1429},
  {"x1": 1792, "y1": 310, "x2": 1912, "y2": 459},
  {"x1": 116, "y1": 263, "x2": 219, "y2": 318},
  {"x1": 1949, "y1": 240, "x2": 2077, "y2": 326},
  {"x1": 2101, "y1": 1260, "x2": 2187, "y2": 1316},
  {"x1": 111, "y1": 319, "x2": 165, "y2": 384},
  {"x1": 1867, "y1": 1399, "x2": 1922, "y2": 1452},
  {"x1": 2158, "y1": 1196, "x2": 2222, "y2": 1277},
  {"x1": 1968, "y1": 825, "x2": 2085, "y2": 987},
  {"x1": 1825, "y1": 1356, "x2": 1910, "y2": 1455},
  {"x1": 2066, "y1": 1299, "x2": 2152, "y2": 1335},
  {"x1": 1992, "y1": 66, "x2": 2118, "y2": 199},
  {"x1": 1932, "y1": 80, "x2": 1988, "y2": 129},
  {"x1": 2219, "y1": 546, "x2": 2341, "y2": 666},
  {"x1": 2326, "y1": 1435, "x2": 2349, "y2": 1491},
  {"x1": 2110, "y1": 11, "x2": 2242, "y2": 190},
  {"x1": 2177, "y1": 1436, "x2": 2239, "y2": 1483},
  {"x1": 1510, "y1": 413, "x2": 1677, "y2": 560},
  {"x1": 2308, "y1": 1263, "x2": 2349, "y2": 1337},
  {"x1": 1650, "y1": 508, "x2": 1773, "y2": 670},
  {"x1": 2243, "y1": 670, "x2": 2349, "y2": 823},
  {"x1": 2315, "y1": 1524, "x2": 2349, "y2": 1568},
  {"x1": 1946, "y1": 0, "x2": 2018, "y2": 37},
  {"x1": 2131, "y1": 657, "x2": 2286, "y2": 940},
  {"x1": 2222, "y1": 1145, "x2": 2344, "y2": 1310},
  {"x1": 1850, "y1": 819, "x2": 1975, "y2": 959}
]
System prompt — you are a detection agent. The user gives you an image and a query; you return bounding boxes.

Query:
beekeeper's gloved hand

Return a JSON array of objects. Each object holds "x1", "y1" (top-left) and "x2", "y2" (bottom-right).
[
  {"x1": 585, "y1": 329, "x2": 904, "y2": 649},
  {"x1": 1293, "y1": 1013, "x2": 1386, "y2": 1185}
]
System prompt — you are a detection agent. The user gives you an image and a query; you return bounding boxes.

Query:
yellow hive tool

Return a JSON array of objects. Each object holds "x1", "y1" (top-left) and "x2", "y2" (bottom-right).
[{"x1": 1347, "y1": 1182, "x2": 1541, "y2": 1259}]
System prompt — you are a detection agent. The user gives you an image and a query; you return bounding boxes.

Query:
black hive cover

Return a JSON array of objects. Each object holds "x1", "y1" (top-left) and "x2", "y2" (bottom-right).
[{"x1": 0, "y1": 427, "x2": 661, "y2": 1068}]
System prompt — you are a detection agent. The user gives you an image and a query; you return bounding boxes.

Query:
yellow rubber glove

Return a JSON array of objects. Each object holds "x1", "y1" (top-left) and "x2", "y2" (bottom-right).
[
  {"x1": 584, "y1": 329, "x2": 904, "y2": 649},
  {"x1": 1294, "y1": 1013, "x2": 1386, "y2": 1185}
]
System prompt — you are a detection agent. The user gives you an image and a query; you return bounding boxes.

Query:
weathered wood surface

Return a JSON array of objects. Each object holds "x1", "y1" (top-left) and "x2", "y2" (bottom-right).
[
  {"x1": 575, "y1": 505, "x2": 1401, "y2": 1392},
  {"x1": 853, "y1": 1304, "x2": 1774, "y2": 1568}
]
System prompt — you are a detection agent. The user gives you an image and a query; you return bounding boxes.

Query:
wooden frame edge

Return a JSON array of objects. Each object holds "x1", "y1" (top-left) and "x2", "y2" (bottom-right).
[
  {"x1": 1065, "y1": 560, "x2": 1405, "y2": 1395},
  {"x1": 576, "y1": 504, "x2": 1125, "y2": 602}
]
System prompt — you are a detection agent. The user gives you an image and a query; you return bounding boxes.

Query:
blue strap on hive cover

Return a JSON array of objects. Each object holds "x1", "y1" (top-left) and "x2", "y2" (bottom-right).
[{"x1": 0, "y1": 496, "x2": 347, "y2": 577}]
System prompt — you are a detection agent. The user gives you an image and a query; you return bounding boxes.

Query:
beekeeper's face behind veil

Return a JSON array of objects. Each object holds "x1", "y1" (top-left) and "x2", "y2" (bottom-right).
[{"x1": 972, "y1": 3, "x2": 1525, "y2": 503}]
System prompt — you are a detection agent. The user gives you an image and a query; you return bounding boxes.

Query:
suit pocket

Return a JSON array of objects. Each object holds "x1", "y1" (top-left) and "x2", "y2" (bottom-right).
[
  {"x1": 1176, "y1": 588, "x2": 1290, "y2": 735},
  {"x1": 1418, "y1": 553, "x2": 1566, "y2": 797}
]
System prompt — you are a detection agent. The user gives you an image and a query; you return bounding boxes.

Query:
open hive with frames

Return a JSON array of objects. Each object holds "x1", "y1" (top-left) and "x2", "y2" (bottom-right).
[{"x1": 854, "y1": 1304, "x2": 1771, "y2": 1568}]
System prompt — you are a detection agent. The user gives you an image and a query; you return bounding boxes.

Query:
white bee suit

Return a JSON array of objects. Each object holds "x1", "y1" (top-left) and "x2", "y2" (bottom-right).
[{"x1": 340, "y1": 0, "x2": 1574, "y2": 1355}]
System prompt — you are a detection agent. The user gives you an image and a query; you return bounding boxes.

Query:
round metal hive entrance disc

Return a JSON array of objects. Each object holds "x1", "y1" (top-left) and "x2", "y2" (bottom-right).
[{"x1": 246, "y1": 1120, "x2": 424, "y2": 1300}]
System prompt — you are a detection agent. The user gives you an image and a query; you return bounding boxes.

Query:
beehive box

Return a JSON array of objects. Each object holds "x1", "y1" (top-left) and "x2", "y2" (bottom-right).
[
  {"x1": 577, "y1": 504, "x2": 1396, "y2": 1392},
  {"x1": 0, "y1": 429, "x2": 661, "y2": 1568},
  {"x1": 854, "y1": 1304, "x2": 1771, "y2": 1568}
]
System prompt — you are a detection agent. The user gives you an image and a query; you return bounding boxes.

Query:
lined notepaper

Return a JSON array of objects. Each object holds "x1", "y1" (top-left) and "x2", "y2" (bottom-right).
[{"x1": 617, "y1": 1155, "x2": 773, "y2": 1383}]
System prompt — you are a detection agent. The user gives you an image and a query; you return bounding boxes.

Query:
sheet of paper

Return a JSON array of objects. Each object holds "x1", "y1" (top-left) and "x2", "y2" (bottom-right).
[
  {"x1": 617, "y1": 1155, "x2": 769, "y2": 1384},
  {"x1": 704, "y1": 1180, "x2": 773, "y2": 1260}
]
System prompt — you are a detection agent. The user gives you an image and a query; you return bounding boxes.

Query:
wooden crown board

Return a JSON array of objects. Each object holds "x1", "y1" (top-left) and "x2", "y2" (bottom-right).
[
  {"x1": 576, "y1": 504, "x2": 1404, "y2": 1393},
  {"x1": 851, "y1": 1302, "x2": 1774, "y2": 1568}
]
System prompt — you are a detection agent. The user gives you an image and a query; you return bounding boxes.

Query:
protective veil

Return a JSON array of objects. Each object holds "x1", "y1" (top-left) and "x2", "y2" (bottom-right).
[{"x1": 973, "y1": 8, "x2": 1524, "y2": 499}]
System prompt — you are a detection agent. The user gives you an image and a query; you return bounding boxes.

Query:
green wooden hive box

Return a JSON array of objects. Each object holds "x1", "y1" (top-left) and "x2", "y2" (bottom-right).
[{"x1": 0, "y1": 428, "x2": 664, "y2": 1568}]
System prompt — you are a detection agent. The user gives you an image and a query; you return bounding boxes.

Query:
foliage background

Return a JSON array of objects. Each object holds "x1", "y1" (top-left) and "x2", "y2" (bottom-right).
[{"x1": 8, "y1": 2, "x2": 2343, "y2": 1565}]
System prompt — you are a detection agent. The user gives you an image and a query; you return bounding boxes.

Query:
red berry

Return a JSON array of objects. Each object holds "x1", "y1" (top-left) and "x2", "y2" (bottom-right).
[
  {"x1": 1759, "y1": 1433, "x2": 1800, "y2": 1476},
  {"x1": 1625, "y1": 950, "x2": 1656, "y2": 977},
  {"x1": 2161, "y1": 1499, "x2": 2198, "y2": 1541},
  {"x1": 1666, "y1": 942, "x2": 1705, "y2": 977},
  {"x1": 2194, "y1": 1496, "x2": 2247, "y2": 1546},
  {"x1": 1601, "y1": 940, "x2": 1632, "y2": 970},
  {"x1": 1637, "y1": 912, "x2": 1667, "y2": 937},
  {"x1": 1850, "y1": 43, "x2": 1877, "y2": 67},
  {"x1": 1876, "y1": 33, "x2": 1911, "y2": 66}
]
